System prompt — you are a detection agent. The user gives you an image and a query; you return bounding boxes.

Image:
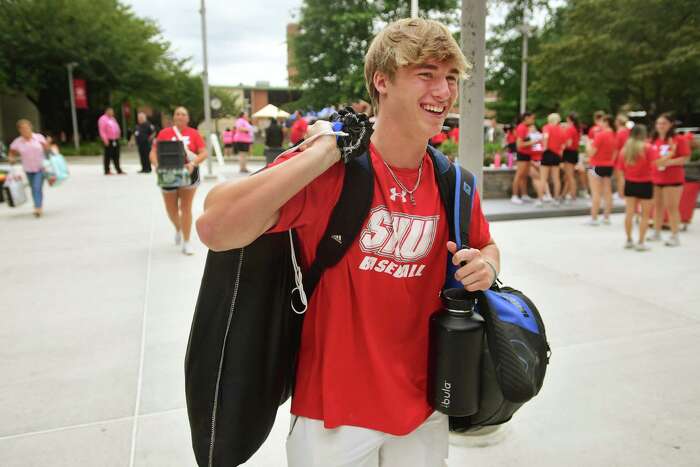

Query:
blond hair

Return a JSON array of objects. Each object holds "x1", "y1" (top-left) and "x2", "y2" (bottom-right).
[
  {"x1": 547, "y1": 113, "x2": 561, "y2": 125},
  {"x1": 16, "y1": 118, "x2": 32, "y2": 130},
  {"x1": 364, "y1": 18, "x2": 470, "y2": 112},
  {"x1": 623, "y1": 124, "x2": 647, "y2": 166}
]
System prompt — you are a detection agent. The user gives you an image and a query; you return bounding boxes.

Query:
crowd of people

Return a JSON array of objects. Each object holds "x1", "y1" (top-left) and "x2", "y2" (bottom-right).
[{"x1": 505, "y1": 109, "x2": 695, "y2": 249}]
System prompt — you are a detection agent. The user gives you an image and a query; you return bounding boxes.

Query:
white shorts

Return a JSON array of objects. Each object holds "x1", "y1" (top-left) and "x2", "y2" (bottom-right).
[{"x1": 286, "y1": 411, "x2": 449, "y2": 467}]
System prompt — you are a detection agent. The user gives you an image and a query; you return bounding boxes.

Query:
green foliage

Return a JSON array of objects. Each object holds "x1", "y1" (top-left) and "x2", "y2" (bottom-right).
[
  {"x1": 0, "y1": 0, "x2": 205, "y2": 133},
  {"x1": 439, "y1": 138, "x2": 458, "y2": 157},
  {"x1": 292, "y1": 0, "x2": 460, "y2": 109},
  {"x1": 530, "y1": 0, "x2": 700, "y2": 122},
  {"x1": 58, "y1": 141, "x2": 104, "y2": 156}
]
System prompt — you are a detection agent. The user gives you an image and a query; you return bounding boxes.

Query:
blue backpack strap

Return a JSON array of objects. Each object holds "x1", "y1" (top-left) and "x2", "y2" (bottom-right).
[
  {"x1": 426, "y1": 145, "x2": 476, "y2": 290},
  {"x1": 302, "y1": 152, "x2": 374, "y2": 299}
]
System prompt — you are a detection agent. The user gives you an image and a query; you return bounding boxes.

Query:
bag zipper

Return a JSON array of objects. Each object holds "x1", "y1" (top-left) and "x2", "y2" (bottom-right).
[{"x1": 208, "y1": 249, "x2": 245, "y2": 467}]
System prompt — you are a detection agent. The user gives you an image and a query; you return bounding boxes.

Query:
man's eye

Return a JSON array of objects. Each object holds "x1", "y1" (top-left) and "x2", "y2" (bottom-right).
[{"x1": 419, "y1": 73, "x2": 432, "y2": 79}]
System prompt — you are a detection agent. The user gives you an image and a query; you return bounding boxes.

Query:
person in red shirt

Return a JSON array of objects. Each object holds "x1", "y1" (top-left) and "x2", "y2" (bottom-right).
[
  {"x1": 619, "y1": 124, "x2": 658, "y2": 251},
  {"x1": 196, "y1": 18, "x2": 501, "y2": 467},
  {"x1": 149, "y1": 106, "x2": 208, "y2": 255},
  {"x1": 511, "y1": 112, "x2": 537, "y2": 204},
  {"x1": 586, "y1": 114, "x2": 617, "y2": 225},
  {"x1": 586, "y1": 110, "x2": 605, "y2": 147},
  {"x1": 290, "y1": 110, "x2": 309, "y2": 145},
  {"x1": 562, "y1": 113, "x2": 582, "y2": 202},
  {"x1": 648, "y1": 113, "x2": 691, "y2": 246},
  {"x1": 539, "y1": 113, "x2": 567, "y2": 205},
  {"x1": 430, "y1": 129, "x2": 447, "y2": 147}
]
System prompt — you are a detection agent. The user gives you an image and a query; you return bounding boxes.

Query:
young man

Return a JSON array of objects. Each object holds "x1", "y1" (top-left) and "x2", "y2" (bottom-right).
[
  {"x1": 98, "y1": 107, "x2": 124, "y2": 175},
  {"x1": 197, "y1": 18, "x2": 500, "y2": 467}
]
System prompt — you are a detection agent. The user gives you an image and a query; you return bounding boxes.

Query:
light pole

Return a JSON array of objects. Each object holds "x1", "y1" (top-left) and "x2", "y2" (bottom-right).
[
  {"x1": 66, "y1": 62, "x2": 80, "y2": 152},
  {"x1": 411, "y1": 0, "x2": 419, "y2": 17},
  {"x1": 518, "y1": 5, "x2": 530, "y2": 115},
  {"x1": 200, "y1": 0, "x2": 214, "y2": 178},
  {"x1": 458, "y1": 0, "x2": 486, "y2": 194}
]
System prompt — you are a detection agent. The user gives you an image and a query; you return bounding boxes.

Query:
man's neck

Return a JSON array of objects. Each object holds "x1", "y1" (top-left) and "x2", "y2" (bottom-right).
[{"x1": 371, "y1": 116, "x2": 428, "y2": 169}]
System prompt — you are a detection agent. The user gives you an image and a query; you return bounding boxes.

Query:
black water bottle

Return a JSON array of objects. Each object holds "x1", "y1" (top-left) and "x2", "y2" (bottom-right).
[{"x1": 428, "y1": 288, "x2": 485, "y2": 416}]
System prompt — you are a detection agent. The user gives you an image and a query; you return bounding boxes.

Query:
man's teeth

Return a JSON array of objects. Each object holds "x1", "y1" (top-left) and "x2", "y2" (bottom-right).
[{"x1": 422, "y1": 105, "x2": 444, "y2": 114}]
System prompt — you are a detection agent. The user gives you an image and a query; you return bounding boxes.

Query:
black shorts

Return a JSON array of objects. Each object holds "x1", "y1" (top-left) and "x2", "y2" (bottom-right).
[
  {"x1": 542, "y1": 150, "x2": 562, "y2": 166},
  {"x1": 654, "y1": 182, "x2": 683, "y2": 188},
  {"x1": 233, "y1": 142, "x2": 250, "y2": 154},
  {"x1": 224, "y1": 143, "x2": 233, "y2": 149},
  {"x1": 624, "y1": 181, "x2": 653, "y2": 199},
  {"x1": 516, "y1": 152, "x2": 531, "y2": 162},
  {"x1": 563, "y1": 149, "x2": 579, "y2": 165},
  {"x1": 507, "y1": 142, "x2": 517, "y2": 152},
  {"x1": 161, "y1": 167, "x2": 200, "y2": 192},
  {"x1": 591, "y1": 166, "x2": 614, "y2": 177}
]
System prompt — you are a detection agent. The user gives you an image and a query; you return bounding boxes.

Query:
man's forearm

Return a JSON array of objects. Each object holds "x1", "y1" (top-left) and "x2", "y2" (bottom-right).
[
  {"x1": 480, "y1": 242, "x2": 501, "y2": 283},
  {"x1": 197, "y1": 139, "x2": 340, "y2": 251}
]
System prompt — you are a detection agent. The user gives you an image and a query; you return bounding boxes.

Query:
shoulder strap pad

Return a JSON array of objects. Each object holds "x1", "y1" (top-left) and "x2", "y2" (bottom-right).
[{"x1": 302, "y1": 153, "x2": 374, "y2": 298}]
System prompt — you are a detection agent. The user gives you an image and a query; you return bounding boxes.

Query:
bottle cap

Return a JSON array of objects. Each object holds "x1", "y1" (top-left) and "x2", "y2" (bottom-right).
[{"x1": 442, "y1": 288, "x2": 478, "y2": 313}]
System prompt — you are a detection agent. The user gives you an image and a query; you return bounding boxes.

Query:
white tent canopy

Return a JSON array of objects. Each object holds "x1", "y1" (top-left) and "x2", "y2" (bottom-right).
[{"x1": 252, "y1": 104, "x2": 290, "y2": 119}]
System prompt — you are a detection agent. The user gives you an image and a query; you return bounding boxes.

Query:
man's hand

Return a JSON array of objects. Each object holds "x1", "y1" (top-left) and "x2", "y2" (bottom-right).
[
  {"x1": 447, "y1": 241, "x2": 496, "y2": 292},
  {"x1": 298, "y1": 120, "x2": 341, "y2": 162}
]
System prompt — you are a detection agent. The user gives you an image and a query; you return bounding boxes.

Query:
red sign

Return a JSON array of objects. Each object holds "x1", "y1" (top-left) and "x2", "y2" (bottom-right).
[{"x1": 73, "y1": 79, "x2": 88, "y2": 109}]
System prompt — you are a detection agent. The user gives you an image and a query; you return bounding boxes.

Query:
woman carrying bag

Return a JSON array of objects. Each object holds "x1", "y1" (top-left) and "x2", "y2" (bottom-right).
[
  {"x1": 8, "y1": 119, "x2": 48, "y2": 217},
  {"x1": 149, "y1": 107, "x2": 208, "y2": 255}
]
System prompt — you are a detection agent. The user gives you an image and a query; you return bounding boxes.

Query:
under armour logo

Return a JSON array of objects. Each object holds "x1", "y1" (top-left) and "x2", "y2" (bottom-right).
[
  {"x1": 331, "y1": 235, "x2": 342, "y2": 244},
  {"x1": 389, "y1": 187, "x2": 407, "y2": 203}
]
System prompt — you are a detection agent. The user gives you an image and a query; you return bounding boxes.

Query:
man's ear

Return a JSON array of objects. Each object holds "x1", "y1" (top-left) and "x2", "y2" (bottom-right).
[{"x1": 373, "y1": 71, "x2": 390, "y2": 98}]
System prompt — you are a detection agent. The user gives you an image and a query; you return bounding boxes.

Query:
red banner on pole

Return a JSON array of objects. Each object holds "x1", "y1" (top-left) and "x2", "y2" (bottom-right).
[
  {"x1": 122, "y1": 101, "x2": 132, "y2": 121},
  {"x1": 73, "y1": 79, "x2": 88, "y2": 109}
]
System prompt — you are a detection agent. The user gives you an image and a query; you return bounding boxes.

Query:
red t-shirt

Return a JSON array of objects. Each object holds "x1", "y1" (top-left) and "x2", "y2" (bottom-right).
[
  {"x1": 651, "y1": 136, "x2": 689, "y2": 185},
  {"x1": 565, "y1": 125, "x2": 580, "y2": 151},
  {"x1": 290, "y1": 118, "x2": 308, "y2": 145},
  {"x1": 614, "y1": 127, "x2": 631, "y2": 169},
  {"x1": 621, "y1": 143, "x2": 658, "y2": 183},
  {"x1": 156, "y1": 126, "x2": 205, "y2": 155},
  {"x1": 448, "y1": 127, "x2": 459, "y2": 143},
  {"x1": 587, "y1": 124, "x2": 601, "y2": 140},
  {"x1": 506, "y1": 130, "x2": 516, "y2": 145},
  {"x1": 542, "y1": 123, "x2": 567, "y2": 156},
  {"x1": 515, "y1": 123, "x2": 532, "y2": 155},
  {"x1": 590, "y1": 129, "x2": 617, "y2": 167},
  {"x1": 431, "y1": 132, "x2": 447, "y2": 145},
  {"x1": 268, "y1": 144, "x2": 492, "y2": 435}
]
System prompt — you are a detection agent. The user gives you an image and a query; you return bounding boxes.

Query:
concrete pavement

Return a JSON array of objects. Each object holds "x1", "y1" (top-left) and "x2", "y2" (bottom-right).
[{"x1": 1, "y1": 155, "x2": 699, "y2": 466}]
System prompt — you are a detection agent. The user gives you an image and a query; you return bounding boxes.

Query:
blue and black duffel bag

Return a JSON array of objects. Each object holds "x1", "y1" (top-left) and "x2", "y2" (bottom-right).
[{"x1": 449, "y1": 284, "x2": 551, "y2": 432}]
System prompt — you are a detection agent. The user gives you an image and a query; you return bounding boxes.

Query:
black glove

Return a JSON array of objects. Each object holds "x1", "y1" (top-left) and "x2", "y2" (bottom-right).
[{"x1": 331, "y1": 107, "x2": 373, "y2": 163}]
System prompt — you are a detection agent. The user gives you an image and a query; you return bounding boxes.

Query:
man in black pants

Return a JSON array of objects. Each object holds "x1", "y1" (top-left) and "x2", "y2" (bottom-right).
[
  {"x1": 98, "y1": 107, "x2": 124, "y2": 175},
  {"x1": 132, "y1": 112, "x2": 156, "y2": 173}
]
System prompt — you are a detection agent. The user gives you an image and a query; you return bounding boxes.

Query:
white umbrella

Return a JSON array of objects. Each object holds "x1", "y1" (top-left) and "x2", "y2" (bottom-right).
[{"x1": 252, "y1": 104, "x2": 290, "y2": 119}]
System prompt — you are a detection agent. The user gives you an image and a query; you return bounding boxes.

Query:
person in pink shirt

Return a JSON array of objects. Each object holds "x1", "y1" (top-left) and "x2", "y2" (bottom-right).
[
  {"x1": 222, "y1": 127, "x2": 235, "y2": 157},
  {"x1": 233, "y1": 111, "x2": 254, "y2": 173},
  {"x1": 8, "y1": 119, "x2": 48, "y2": 217},
  {"x1": 98, "y1": 107, "x2": 124, "y2": 175}
]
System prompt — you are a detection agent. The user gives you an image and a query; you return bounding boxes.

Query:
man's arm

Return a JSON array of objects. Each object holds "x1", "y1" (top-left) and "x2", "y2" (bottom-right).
[
  {"x1": 98, "y1": 117, "x2": 109, "y2": 146},
  {"x1": 197, "y1": 128, "x2": 340, "y2": 252}
]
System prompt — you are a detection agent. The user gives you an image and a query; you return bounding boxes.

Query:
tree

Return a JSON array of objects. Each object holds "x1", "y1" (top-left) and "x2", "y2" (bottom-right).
[
  {"x1": 291, "y1": 0, "x2": 460, "y2": 109},
  {"x1": 531, "y1": 0, "x2": 700, "y2": 122},
  {"x1": 0, "y1": 0, "x2": 203, "y2": 136}
]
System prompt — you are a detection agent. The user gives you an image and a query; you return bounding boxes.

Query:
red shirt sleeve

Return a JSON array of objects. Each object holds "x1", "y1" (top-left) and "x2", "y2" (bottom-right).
[
  {"x1": 468, "y1": 189, "x2": 492, "y2": 250},
  {"x1": 515, "y1": 124, "x2": 528, "y2": 140},
  {"x1": 675, "y1": 135, "x2": 691, "y2": 157},
  {"x1": 266, "y1": 152, "x2": 344, "y2": 233},
  {"x1": 189, "y1": 129, "x2": 205, "y2": 153}
]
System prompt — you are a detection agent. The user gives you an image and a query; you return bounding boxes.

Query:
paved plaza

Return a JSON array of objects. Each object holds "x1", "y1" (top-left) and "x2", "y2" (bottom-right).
[{"x1": 1, "y1": 154, "x2": 699, "y2": 467}]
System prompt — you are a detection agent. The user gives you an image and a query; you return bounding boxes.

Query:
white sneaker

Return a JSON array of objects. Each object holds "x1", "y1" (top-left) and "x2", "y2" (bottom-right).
[
  {"x1": 553, "y1": 199, "x2": 561, "y2": 207},
  {"x1": 613, "y1": 192, "x2": 621, "y2": 201},
  {"x1": 535, "y1": 200, "x2": 543, "y2": 208},
  {"x1": 182, "y1": 241, "x2": 195, "y2": 255},
  {"x1": 565, "y1": 194, "x2": 573, "y2": 201},
  {"x1": 624, "y1": 239, "x2": 634, "y2": 249},
  {"x1": 665, "y1": 235, "x2": 680, "y2": 247},
  {"x1": 543, "y1": 193, "x2": 553, "y2": 203},
  {"x1": 522, "y1": 194, "x2": 534, "y2": 203},
  {"x1": 647, "y1": 232, "x2": 662, "y2": 242},
  {"x1": 510, "y1": 195, "x2": 524, "y2": 205},
  {"x1": 175, "y1": 230, "x2": 182, "y2": 246},
  {"x1": 581, "y1": 191, "x2": 591, "y2": 200},
  {"x1": 602, "y1": 217, "x2": 611, "y2": 225},
  {"x1": 635, "y1": 243, "x2": 651, "y2": 252},
  {"x1": 585, "y1": 218, "x2": 600, "y2": 226}
]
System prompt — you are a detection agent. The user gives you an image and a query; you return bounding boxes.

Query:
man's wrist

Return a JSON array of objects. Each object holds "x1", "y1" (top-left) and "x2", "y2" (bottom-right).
[{"x1": 483, "y1": 259, "x2": 498, "y2": 286}]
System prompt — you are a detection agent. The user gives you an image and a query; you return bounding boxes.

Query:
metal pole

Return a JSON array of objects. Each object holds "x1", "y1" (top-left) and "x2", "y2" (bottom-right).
[
  {"x1": 459, "y1": 0, "x2": 486, "y2": 195},
  {"x1": 411, "y1": 0, "x2": 419, "y2": 17},
  {"x1": 519, "y1": 5, "x2": 529, "y2": 115},
  {"x1": 200, "y1": 0, "x2": 214, "y2": 178},
  {"x1": 66, "y1": 63, "x2": 80, "y2": 152}
]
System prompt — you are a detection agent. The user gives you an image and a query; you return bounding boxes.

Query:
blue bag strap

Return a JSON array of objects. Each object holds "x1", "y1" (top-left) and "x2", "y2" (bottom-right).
[{"x1": 445, "y1": 160, "x2": 476, "y2": 289}]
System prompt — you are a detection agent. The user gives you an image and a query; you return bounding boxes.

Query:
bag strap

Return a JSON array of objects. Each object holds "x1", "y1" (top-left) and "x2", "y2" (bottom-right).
[
  {"x1": 172, "y1": 126, "x2": 196, "y2": 161},
  {"x1": 300, "y1": 153, "x2": 374, "y2": 303}
]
